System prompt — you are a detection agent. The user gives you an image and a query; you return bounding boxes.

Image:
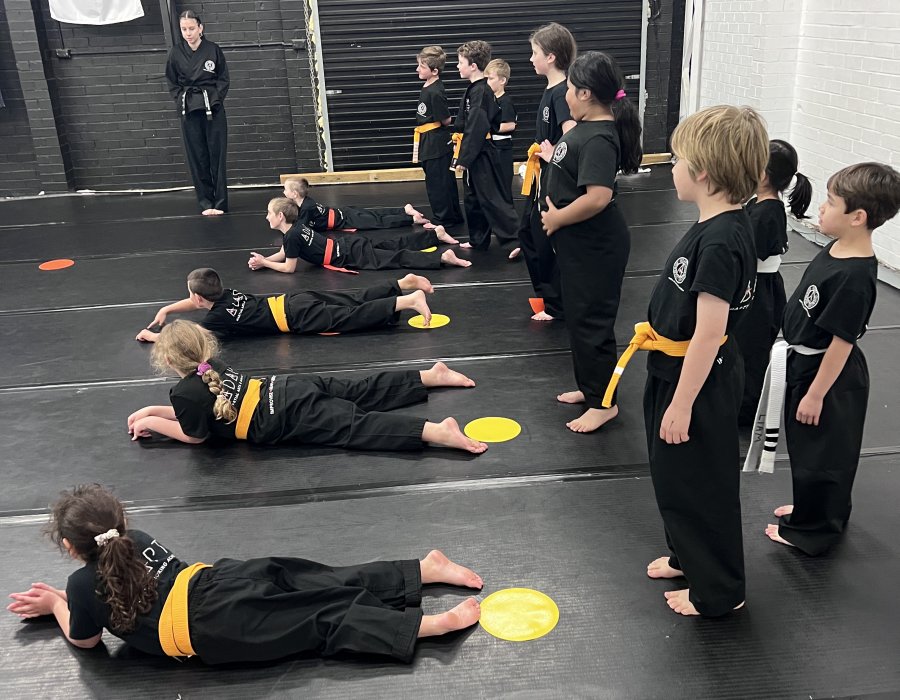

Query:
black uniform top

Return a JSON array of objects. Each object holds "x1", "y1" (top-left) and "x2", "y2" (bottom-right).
[
  {"x1": 492, "y1": 93, "x2": 518, "y2": 151},
  {"x1": 455, "y1": 78, "x2": 501, "y2": 168},
  {"x1": 66, "y1": 529, "x2": 187, "y2": 655},
  {"x1": 296, "y1": 196, "x2": 345, "y2": 231},
  {"x1": 545, "y1": 120, "x2": 619, "y2": 210},
  {"x1": 283, "y1": 222, "x2": 344, "y2": 266},
  {"x1": 170, "y1": 358, "x2": 253, "y2": 440},
  {"x1": 416, "y1": 79, "x2": 453, "y2": 162},
  {"x1": 747, "y1": 198, "x2": 788, "y2": 261},
  {"x1": 783, "y1": 241, "x2": 877, "y2": 350},
  {"x1": 202, "y1": 288, "x2": 280, "y2": 336},
  {"x1": 535, "y1": 81, "x2": 571, "y2": 146},
  {"x1": 647, "y1": 209, "x2": 757, "y2": 380},
  {"x1": 165, "y1": 39, "x2": 229, "y2": 115}
]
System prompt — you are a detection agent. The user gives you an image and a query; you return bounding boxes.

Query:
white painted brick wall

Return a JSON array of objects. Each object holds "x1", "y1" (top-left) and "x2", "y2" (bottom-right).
[{"x1": 697, "y1": 0, "x2": 900, "y2": 271}]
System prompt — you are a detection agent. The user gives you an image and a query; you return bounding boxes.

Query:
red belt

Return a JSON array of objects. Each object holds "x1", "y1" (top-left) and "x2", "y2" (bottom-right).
[{"x1": 322, "y1": 237, "x2": 358, "y2": 274}]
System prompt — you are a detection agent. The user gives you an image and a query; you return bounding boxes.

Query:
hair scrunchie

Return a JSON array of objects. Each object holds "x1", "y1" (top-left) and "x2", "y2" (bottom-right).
[
  {"x1": 196, "y1": 361, "x2": 212, "y2": 376},
  {"x1": 94, "y1": 529, "x2": 120, "y2": 547},
  {"x1": 615, "y1": 89, "x2": 627, "y2": 101}
]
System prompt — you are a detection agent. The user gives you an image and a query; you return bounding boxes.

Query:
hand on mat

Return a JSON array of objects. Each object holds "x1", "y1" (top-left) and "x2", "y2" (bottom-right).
[
  {"x1": 129, "y1": 417, "x2": 154, "y2": 441},
  {"x1": 151, "y1": 309, "x2": 168, "y2": 327},
  {"x1": 127, "y1": 407, "x2": 152, "y2": 432},
  {"x1": 7, "y1": 584, "x2": 59, "y2": 618},
  {"x1": 795, "y1": 392, "x2": 823, "y2": 426},
  {"x1": 659, "y1": 402, "x2": 691, "y2": 444},
  {"x1": 541, "y1": 198, "x2": 562, "y2": 236},
  {"x1": 538, "y1": 139, "x2": 554, "y2": 162},
  {"x1": 135, "y1": 329, "x2": 159, "y2": 343},
  {"x1": 248, "y1": 252, "x2": 266, "y2": 270}
]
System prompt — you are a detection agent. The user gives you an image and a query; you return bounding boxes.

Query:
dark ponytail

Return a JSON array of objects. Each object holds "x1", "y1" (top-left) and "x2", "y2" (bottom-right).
[
  {"x1": 788, "y1": 172, "x2": 812, "y2": 219},
  {"x1": 767, "y1": 139, "x2": 812, "y2": 218},
  {"x1": 569, "y1": 51, "x2": 643, "y2": 174},
  {"x1": 46, "y1": 485, "x2": 157, "y2": 634}
]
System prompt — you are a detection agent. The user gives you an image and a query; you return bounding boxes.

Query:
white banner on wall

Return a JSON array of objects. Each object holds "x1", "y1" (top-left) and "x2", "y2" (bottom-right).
[{"x1": 50, "y1": 0, "x2": 145, "y2": 25}]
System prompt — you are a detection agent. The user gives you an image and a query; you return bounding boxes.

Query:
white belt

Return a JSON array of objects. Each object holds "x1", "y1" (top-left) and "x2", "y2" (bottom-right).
[
  {"x1": 491, "y1": 134, "x2": 512, "y2": 141},
  {"x1": 757, "y1": 254, "x2": 782, "y2": 273},
  {"x1": 743, "y1": 340, "x2": 827, "y2": 474}
]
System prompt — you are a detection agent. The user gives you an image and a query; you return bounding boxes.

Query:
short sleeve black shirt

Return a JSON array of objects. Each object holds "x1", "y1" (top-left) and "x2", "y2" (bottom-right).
[
  {"x1": 169, "y1": 358, "x2": 252, "y2": 440},
  {"x1": 493, "y1": 93, "x2": 517, "y2": 151},
  {"x1": 545, "y1": 120, "x2": 619, "y2": 209},
  {"x1": 535, "y1": 82, "x2": 571, "y2": 145},
  {"x1": 202, "y1": 289, "x2": 279, "y2": 336},
  {"x1": 283, "y1": 222, "x2": 329, "y2": 265},
  {"x1": 416, "y1": 79, "x2": 452, "y2": 161},
  {"x1": 746, "y1": 198, "x2": 789, "y2": 261}
]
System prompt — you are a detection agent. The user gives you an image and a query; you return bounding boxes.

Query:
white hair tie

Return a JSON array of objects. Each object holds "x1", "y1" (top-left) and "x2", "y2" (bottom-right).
[{"x1": 94, "y1": 529, "x2": 120, "y2": 547}]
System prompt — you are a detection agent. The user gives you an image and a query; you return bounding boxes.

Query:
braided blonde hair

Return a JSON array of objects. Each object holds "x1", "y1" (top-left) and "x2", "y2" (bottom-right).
[{"x1": 151, "y1": 320, "x2": 238, "y2": 423}]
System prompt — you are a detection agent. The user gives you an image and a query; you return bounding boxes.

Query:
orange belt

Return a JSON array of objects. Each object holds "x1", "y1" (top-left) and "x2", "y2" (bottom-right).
[
  {"x1": 326, "y1": 208, "x2": 337, "y2": 230},
  {"x1": 266, "y1": 294, "x2": 290, "y2": 333},
  {"x1": 322, "y1": 237, "x2": 358, "y2": 275},
  {"x1": 412, "y1": 121, "x2": 441, "y2": 163},
  {"x1": 449, "y1": 132, "x2": 491, "y2": 170},
  {"x1": 521, "y1": 143, "x2": 542, "y2": 196},
  {"x1": 235, "y1": 378, "x2": 262, "y2": 439},
  {"x1": 158, "y1": 562, "x2": 211, "y2": 658}
]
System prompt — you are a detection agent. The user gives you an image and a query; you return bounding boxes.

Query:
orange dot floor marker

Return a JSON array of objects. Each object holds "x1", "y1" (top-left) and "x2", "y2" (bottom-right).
[
  {"x1": 529, "y1": 297, "x2": 545, "y2": 314},
  {"x1": 464, "y1": 417, "x2": 521, "y2": 443},
  {"x1": 479, "y1": 588, "x2": 559, "y2": 641},
  {"x1": 408, "y1": 313, "x2": 450, "y2": 329},
  {"x1": 318, "y1": 332, "x2": 341, "y2": 336},
  {"x1": 39, "y1": 259, "x2": 75, "y2": 271}
]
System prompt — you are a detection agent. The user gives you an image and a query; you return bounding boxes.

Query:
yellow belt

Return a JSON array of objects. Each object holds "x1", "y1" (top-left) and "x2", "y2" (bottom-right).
[
  {"x1": 158, "y1": 562, "x2": 211, "y2": 658},
  {"x1": 449, "y1": 131, "x2": 491, "y2": 170},
  {"x1": 412, "y1": 121, "x2": 441, "y2": 163},
  {"x1": 521, "y1": 143, "x2": 542, "y2": 196},
  {"x1": 266, "y1": 294, "x2": 290, "y2": 333},
  {"x1": 235, "y1": 378, "x2": 262, "y2": 439},
  {"x1": 601, "y1": 322, "x2": 728, "y2": 408}
]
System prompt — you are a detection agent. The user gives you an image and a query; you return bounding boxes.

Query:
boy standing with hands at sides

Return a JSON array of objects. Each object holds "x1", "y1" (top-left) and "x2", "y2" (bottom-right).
[
  {"x1": 603, "y1": 106, "x2": 767, "y2": 616},
  {"x1": 414, "y1": 46, "x2": 464, "y2": 227},
  {"x1": 755, "y1": 163, "x2": 900, "y2": 555},
  {"x1": 484, "y1": 59, "x2": 518, "y2": 202},
  {"x1": 453, "y1": 41, "x2": 521, "y2": 257}
]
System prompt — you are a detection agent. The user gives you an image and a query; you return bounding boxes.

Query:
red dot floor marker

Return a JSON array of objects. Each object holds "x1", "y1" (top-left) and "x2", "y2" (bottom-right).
[{"x1": 39, "y1": 259, "x2": 75, "y2": 271}]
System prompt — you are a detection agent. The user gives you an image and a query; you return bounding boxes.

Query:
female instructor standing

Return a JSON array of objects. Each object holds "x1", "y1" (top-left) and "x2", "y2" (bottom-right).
[{"x1": 165, "y1": 10, "x2": 229, "y2": 216}]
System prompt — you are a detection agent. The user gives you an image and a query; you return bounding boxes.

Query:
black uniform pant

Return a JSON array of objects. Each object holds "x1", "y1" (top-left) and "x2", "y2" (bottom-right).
[
  {"x1": 343, "y1": 207, "x2": 414, "y2": 230},
  {"x1": 494, "y1": 146, "x2": 514, "y2": 204},
  {"x1": 553, "y1": 206, "x2": 630, "y2": 407},
  {"x1": 462, "y1": 151, "x2": 519, "y2": 251},
  {"x1": 517, "y1": 192, "x2": 564, "y2": 318},
  {"x1": 644, "y1": 342, "x2": 746, "y2": 616},
  {"x1": 342, "y1": 231, "x2": 441, "y2": 270},
  {"x1": 189, "y1": 556, "x2": 423, "y2": 664},
  {"x1": 181, "y1": 106, "x2": 228, "y2": 212},
  {"x1": 287, "y1": 282, "x2": 400, "y2": 333},
  {"x1": 422, "y1": 153, "x2": 464, "y2": 226},
  {"x1": 779, "y1": 348, "x2": 869, "y2": 555},
  {"x1": 734, "y1": 271, "x2": 786, "y2": 425}
]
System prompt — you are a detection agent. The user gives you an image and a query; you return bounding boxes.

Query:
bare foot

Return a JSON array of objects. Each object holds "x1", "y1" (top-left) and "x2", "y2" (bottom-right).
[
  {"x1": 665, "y1": 589, "x2": 700, "y2": 616},
  {"x1": 434, "y1": 225, "x2": 459, "y2": 244},
  {"x1": 420, "y1": 550, "x2": 483, "y2": 588},
  {"x1": 765, "y1": 524, "x2": 795, "y2": 547},
  {"x1": 422, "y1": 222, "x2": 437, "y2": 229},
  {"x1": 417, "y1": 598, "x2": 481, "y2": 637},
  {"x1": 773, "y1": 505, "x2": 794, "y2": 517},
  {"x1": 508, "y1": 247, "x2": 521, "y2": 260},
  {"x1": 422, "y1": 417, "x2": 488, "y2": 454},
  {"x1": 408, "y1": 290, "x2": 432, "y2": 326},
  {"x1": 647, "y1": 556, "x2": 684, "y2": 579},
  {"x1": 531, "y1": 311, "x2": 555, "y2": 322},
  {"x1": 566, "y1": 406, "x2": 618, "y2": 433},
  {"x1": 459, "y1": 241, "x2": 473, "y2": 249},
  {"x1": 441, "y1": 249, "x2": 472, "y2": 267},
  {"x1": 398, "y1": 273, "x2": 434, "y2": 294},
  {"x1": 201, "y1": 208, "x2": 217, "y2": 216},
  {"x1": 405, "y1": 203, "x2": 425, "y2": 218},
  {"x1": 421, "y1": 361, "x2": 475, "y2": 388},
  {"x1": 557, "y1": 390, "x2": 585, "y2": 405}
]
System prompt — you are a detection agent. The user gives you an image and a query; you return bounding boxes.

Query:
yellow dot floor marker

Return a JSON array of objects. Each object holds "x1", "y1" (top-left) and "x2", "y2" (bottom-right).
[
  {"x1": 408, "y1": 313, "x2": 450, "y2": 329},
  {"x1": 464, "y1": 416, "x2": 521, "y2": 443},
  {"x1": 420, "y1": 246, "x2": 438, "y2": 252},
  {"x1": 479, "y1": 588, "x2": 559, "y2": 642}
]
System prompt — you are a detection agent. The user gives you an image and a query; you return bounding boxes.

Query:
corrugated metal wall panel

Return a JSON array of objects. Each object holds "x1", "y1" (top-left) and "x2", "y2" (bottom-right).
[{"x1": 316, "y1": 0, "x2": 643, "y2": 171}]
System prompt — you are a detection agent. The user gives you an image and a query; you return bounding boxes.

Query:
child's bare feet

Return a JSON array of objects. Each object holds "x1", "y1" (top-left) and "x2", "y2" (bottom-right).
[
  {"x1": 557, "y1": 390, "x2": 585, "y2": 404},
  {"x1": 664, "y1": 589, "x2": 699, "y2": 615},
  {"x1": 647, "y1": 556, "x2": 683, "y2": 579},
  {"x1": 508, "y1": 247, "x2": 521, "y2": 260},
  {"x1": 423, "y1": 417, "x2": 488, "y2": 453},
  {"x1": 566, "y1": 406, "x2": 618, "y2": 433},
  {"x1": 441, "y1": 249, "x2": 472, "y2": 267},
  {"x1": 405, "y1": 203, "x2": 425, "y2": 218},
  {"x1": 420, "y1": 549, "x2": 483, "y2": 588},
  {"x1": 531, "y1": 311, "x2": 555, "y2": 321},
  {"x1": 434, "y1": 225, "x2": 459, "y2": 244},
  {"x1": 407, "y1": 290, "x2": 432, "y2": 326},
  {"x1": 398, "y1": 273, "x2": 434, "y2": 294},
  {"x1": 202, "y1": 208, "x2": 225, "y2": 216},
  {"x1": 459, "y1": 241, "x2": 473, "y2": 249},
  {"x1": 417, "y1": 598, "x2": 481, "y2": 637},
  {"x1": 765, "y1": 524, "x2": 795, "y2": 547},
  {"x1": 420, "y1": 361, "x2": 476, "y2": 388},
  {"x1": 773, "y1": 504, "x2": 793, "y2": 517}
]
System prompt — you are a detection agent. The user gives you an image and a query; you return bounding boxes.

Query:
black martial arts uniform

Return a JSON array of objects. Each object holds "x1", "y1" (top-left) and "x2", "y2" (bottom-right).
[
  {"x1": 417, "y1": 79, "x2": 464, "y2": 226},
  {"x1": 733, "y1": 198, "x2": 789, "y2": 424},
  {"x1": 201, "y1": 285, "x2": 401, "y2": 336},
  {"x1": 778, "y1": 242, "x2": 876, "y2": 555},
  {"x1": 518, "y1": 82, "x2": 571, "y2": 318},
  {"x1": 165, "y1": 38, "x2": 229, "y2": 213},
  {"x1": 545, "y1": 120, "x2": 630, "y2": 409},
  {"x1": 645, "y1": 209, "x2": 756, "y2": 616},
  {"x1": 170, "y1": 358, "x2": 427, "y2": 450},
  {"x1": 283, "y1": 223, "x2": 442, "y2": 271},
  {"x1": 454, "y1": 78, "x2": 519, "y2": 250},
  {"x1": 66, "y1": 529, "x2": 424, "y2": 663},
  {"x1": 491, "y1": 92, "x2": 518, "y2": 203},
  {"x1": 297, "y1": 196, "x2": 415, "y2": 231}
]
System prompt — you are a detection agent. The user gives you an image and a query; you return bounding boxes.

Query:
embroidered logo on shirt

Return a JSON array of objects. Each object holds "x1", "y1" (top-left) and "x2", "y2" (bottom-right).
[
  {"x1": 417, "y1": 102, "x2": 427, "y2": 116},
  {"x1": 542, "y1": 106, "x2": 550, "y2": 122},
  {"x1": 801, "y1": 284, "x2": 819, "y2": 316},
  {"x1": 732, "y1": 280, "x2": 754, "y2": 311},
  {"x1": 552, "y1": 142, "x2": 567, "y2": 163},
  {"x1": 669, "y1": 256, "x2": 688, "y2": 291},
  {"x1": 203, "y1": 60, "x2": 215, "y2": 72}
]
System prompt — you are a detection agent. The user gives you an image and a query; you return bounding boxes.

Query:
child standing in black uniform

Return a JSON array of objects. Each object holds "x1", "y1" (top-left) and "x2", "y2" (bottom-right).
[
  {"x1": 165, "y1": 11, "x2": 229, "y2": 216},
  {"x1": 485, "y1": 59, "x2": 518, "y2": 202},
  {"x1": 248, "y1": 198, "x2": 471, "y2": 275},
  {"x1": 127, "y1": 320, "x2": 488, "y2": 454},
  {"x1": 734, "y1": 140, "x2": 812, "y2": 424},
  {"x1": 540, "y1": 52, "x2": 642, "y2": 434},
  {"x1": 415, "y1": 46, "x2": 464, "y2": 226},
  {"x1": 761, "y1": 163, "x2": 900, "y2": 555},
  {"x1": 453, "y1": 41, "x2": 520, "y2": 255},
  {"x1": 7, "y1": 485, "x2": 483, "y2": 664}
]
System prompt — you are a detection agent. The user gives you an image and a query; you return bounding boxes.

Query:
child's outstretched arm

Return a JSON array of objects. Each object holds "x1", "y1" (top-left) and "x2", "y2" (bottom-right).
[
  {"x1": 128, "y1": 406, "x2": 205, "y2": 444},
  {"x1": 541, "y1": 186, "x2": 613, "y2": 235},
  {"x1": 248, "y1": 246, "x2": 297, "y2": 273},
  {"x1": 136, "y1": 298, "x2": 197, "y2": 342},
  {"x1": 795, "y1": 336, "x2": 853, "y2": 426},
  {"x1": 7, "y1": 583, "x2": 102, "y2": 649}
]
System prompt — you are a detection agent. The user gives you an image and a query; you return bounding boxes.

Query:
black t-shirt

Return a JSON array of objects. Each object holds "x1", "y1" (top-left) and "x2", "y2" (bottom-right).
[
  {"x1": 283, "y1": 222, "x2": 340, "y2": 266},
  {"x1": 296, "y1": 197, "x2": 344, "y2": 231},
  {"x1": 747, "y1": 198, "x2": 788, "y2": 261},
  {"x1": 647, "y1": 209, "x2": 757, "y2": 379},
  {"x1": 202, "y1": 288, "x2": 280, "y2": 336},
  {"x1": 169, "y1": 358, "x2": 254, "y2": 440},
  {"x1": 416, "y1": 79, "x2": 453, "y2": 161},
  {"x1": 492, "y1": 93, "x2": 517, "y2": 151},
  {"x1": 164, "y1": 39, "x2": 229, "y2": 114},
  {"x1": 535, "y1": 81, "x2": 571, "y2": 145},
  {"x1": 783, "y1": 241, "x2": 877, "y2": 349},
  {"x1": 455, "y1": 78, "x2": 501, "y2": 168},
  {"x1": 545, "y1": 120, "x2": 619, "y2": 210},
  {"x1": 66, "y1": 529, "x2": 187, "y2": 655}
]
